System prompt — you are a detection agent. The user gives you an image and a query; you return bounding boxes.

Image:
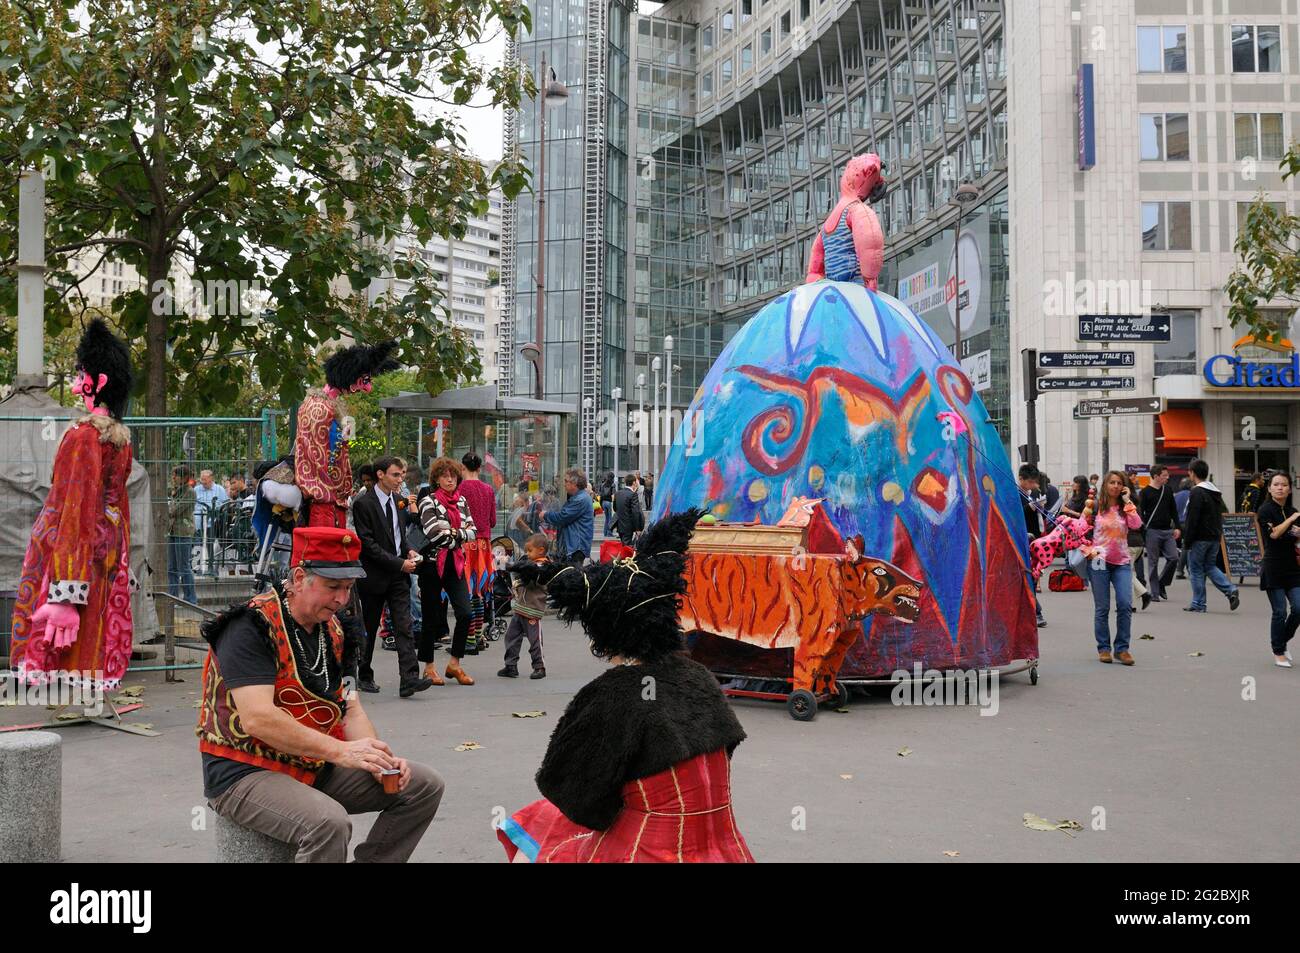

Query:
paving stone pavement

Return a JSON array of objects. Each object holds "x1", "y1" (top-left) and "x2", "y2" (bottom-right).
[{"x1": 2, "y1": 575, "x2": 1293, "y2": 862}]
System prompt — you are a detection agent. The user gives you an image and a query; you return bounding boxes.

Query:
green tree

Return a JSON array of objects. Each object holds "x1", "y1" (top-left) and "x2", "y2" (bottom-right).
[
  {"x1": 0, "y1": 0, "x2": 532, "y2": 416},
  {"x1": 1225, "y1": 145, "x2": 1300, "y2": 341}
]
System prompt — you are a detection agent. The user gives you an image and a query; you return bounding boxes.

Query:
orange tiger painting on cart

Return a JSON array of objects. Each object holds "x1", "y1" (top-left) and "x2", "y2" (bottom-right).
[{"x1": 680, "y1": 537, "x2": 921, "y2": 698}]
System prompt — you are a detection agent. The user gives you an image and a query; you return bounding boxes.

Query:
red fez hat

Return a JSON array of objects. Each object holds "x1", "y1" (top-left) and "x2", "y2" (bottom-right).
[{"x1": 291, "y1": 527, "x2": 366, "y2": 579}]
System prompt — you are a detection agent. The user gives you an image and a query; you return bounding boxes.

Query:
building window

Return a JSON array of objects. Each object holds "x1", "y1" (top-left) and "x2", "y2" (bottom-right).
[
  {"x1": 1153, "y1": 311, "x2": 1198, "y2": 377},
  {"x1": 761, "y1": 28, "x2": 772, "y2": 55},
  {"x1": 741, "y1": 0, "x2": 752, "y2": 23},
  {"x1": 1231, "y1": 25, "x2": 1281, "y2": 73},
  {"x1": 780, "y1": 11, "x2": 791, "y2": 37},
  {"x1": 1141, "y1": 201, "x2": 1192, "y2": 251},
  {"x1": 1137, "y1": 25, "x2": 1187, "y2": 73},
  {"x1": 1234, "y1": 112, "x2": 1284, "y2": 160},
  {"x1": 1237, "y1": 201, "x2": 1287, "y2": 237},
  {"x1": 702, "y1": 25, "x2": 713, "y2": 51},
  {"x1": 701, "y1": 71, "x2": 714, "y2": 97},
  {"x1": 721, "y1": 57, "x2": 733, "y2": 86},
  {"x1": 722, "y1": 10, "x2": 734, "y2": 37},
  {"x1": 741, "y1": 44, "x2": 753, "y2": 73},
  {"x1": 1139, "y1": 113, "x2": 1189, "y2": 160},
  {"x1": 800, "y1": 0, "x2": 810, "y2": 21}
]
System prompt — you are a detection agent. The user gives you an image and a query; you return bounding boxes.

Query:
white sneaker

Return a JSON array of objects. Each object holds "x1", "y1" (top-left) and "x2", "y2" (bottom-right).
[
  {"x1": 1276, "y1": 657, "x2": 1293, "y2": 668},
  {"x1": 1287, "y1": 650, "x2": 1294, "y2": 661}
]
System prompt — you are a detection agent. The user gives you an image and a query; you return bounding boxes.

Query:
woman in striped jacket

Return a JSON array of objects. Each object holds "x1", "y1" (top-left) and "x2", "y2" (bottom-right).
[{"x1": 415, "y1": 457, "x2": 479, "y2": 685}]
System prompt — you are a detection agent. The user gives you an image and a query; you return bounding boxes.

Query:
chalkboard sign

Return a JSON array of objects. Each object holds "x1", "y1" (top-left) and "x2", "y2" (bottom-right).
[{"x1": 1220, "y1": 514, "x2": 1262, "y2": 578}]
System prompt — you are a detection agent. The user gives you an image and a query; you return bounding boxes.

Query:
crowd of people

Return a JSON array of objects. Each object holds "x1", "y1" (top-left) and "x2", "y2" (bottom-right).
[{"x1": 1021, "y1": 459, "x2": 1295, "y2": 668}]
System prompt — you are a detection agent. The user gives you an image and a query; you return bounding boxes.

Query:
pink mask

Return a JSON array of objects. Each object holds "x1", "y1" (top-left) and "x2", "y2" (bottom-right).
[{"x1": 74, "y1": 370, "x2": 110, "y2": 415}]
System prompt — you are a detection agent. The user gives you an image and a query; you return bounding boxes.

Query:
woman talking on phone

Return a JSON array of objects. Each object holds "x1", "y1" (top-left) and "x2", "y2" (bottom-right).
[
  {"x1": 1084, "y1": 471, "x2": 1144, "y2": 665},
  {"x1": 1255, "y1": 470, "x2": 1300, "y2": 668}
]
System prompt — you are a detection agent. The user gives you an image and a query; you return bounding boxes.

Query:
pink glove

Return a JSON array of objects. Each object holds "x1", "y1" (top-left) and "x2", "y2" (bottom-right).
[{"x1": 32, "y1": 601, "x2": 81, "y2": 652}]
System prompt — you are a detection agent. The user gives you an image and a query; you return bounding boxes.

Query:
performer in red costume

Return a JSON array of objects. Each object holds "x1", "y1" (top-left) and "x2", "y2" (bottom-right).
[
  {"x1": 9, "y1": 319, "x2": 137, "y2": 690},
  {"x1": 805, "y1": 152, "x2": 887, "y2": 291},
  {"x1": 497, "y1": 509, "x2": 754, "y2": 863},
  {"x1": 294, "y1": 340, "x2": 402, "y2": 528}
]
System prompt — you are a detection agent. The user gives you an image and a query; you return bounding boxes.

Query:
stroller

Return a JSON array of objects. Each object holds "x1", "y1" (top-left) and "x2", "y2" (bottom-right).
[{"x1": 487, "y1": 536, "x2": 516, "y2": 643}]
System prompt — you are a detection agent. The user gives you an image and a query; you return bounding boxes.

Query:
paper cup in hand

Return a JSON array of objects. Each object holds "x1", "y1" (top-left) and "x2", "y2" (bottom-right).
[{"x1": 380, "y1": 769, "x2": 401, "y2": 795}]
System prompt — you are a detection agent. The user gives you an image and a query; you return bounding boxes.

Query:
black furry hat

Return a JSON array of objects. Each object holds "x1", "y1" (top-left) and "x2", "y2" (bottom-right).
[
  {"x1": 545, "y1": 507, "x2": 703, "y2": 662},
  {"x1": 75, "y1": 318, "x2": 133, "y2": 419},
  {"x1": 323, "y1": 339, "x2": 402, "y2": 391}
]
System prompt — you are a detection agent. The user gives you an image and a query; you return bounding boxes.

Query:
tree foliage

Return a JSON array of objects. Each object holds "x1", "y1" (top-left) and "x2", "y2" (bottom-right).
[
  {"x1": 1225, "y1": 145, "x2": 1300, "y2": 341},
  {"x1": 0, "y1": 0, "x2": 532, "y2": 414}
]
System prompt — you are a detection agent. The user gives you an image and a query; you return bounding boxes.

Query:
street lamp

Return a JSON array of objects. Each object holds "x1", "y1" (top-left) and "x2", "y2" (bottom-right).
[
  {"x1": 651, "y1": 357, "x2": 662, "y2": 476},
  {"x1": 663, "y1": 336, "x2": 674, "y2": 466},
  {"x1": 635, "y1": 372, "x2": 646, "y2": 472},
  {"x1": 521, "y1": 52, "x2": 570, "y2": 401},
  {"x1": 610, "y1": 386, "x2": 623, "y2": 477},
  {"x1": 951, "y1": 180, "x2": 981, "y2": 360}
]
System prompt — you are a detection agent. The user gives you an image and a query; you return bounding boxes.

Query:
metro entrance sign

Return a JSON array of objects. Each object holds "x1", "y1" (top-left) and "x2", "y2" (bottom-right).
[
  {"x1": 1073, "y1": 396, "x2": 1165, "y2": 419},
  {"x1": 1037, "y1": 375, "x2": 1136, "y2": 392},
  {"x1": 1077, "y1": 313, "x2": 1171, "y2": 342},
  {"x1": 1039, "y1": 350, "x2": 1136, "y2": 368}
]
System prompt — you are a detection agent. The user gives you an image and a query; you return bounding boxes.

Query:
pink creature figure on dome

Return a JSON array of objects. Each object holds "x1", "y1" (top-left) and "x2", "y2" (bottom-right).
[{"x1": 805, "y1": 152, "x2": 888, "y2": 291}]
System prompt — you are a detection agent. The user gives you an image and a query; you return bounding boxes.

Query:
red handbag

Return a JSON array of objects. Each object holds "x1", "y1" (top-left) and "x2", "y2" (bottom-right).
[{"x1": 1048, "y1": 568, "x2": 1087, "y2": 592}]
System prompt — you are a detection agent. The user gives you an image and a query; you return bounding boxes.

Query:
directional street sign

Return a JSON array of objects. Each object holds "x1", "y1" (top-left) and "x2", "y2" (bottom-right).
[
  {"x1": 1037, "y1": 376, "x2": 1136, "y2": 392},
  {"x1": 1077, "y1": 313, "x2": 1171, "y2": 342},
  {"x1": 1073, "y1": 396, "x2": 1164, "y2": 419},
  {"x1": 1039, "y1": 350, "x2": 1136, "y2": 369}
]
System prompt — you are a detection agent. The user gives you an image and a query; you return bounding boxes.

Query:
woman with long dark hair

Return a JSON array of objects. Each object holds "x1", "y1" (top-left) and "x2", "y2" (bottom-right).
[
  {"x1": 415, "y1": 457, "x2": 478, "y2": 685},
  {"x1": 1061, "y1": 474, "x2": 1090, "y2": 519},
  {"x1": 1256, "y1": 471, "x2": 1300, "y2": 668},
  {"x1": 1084, "y1": 471, "x2": 1143, "y2": 665}
]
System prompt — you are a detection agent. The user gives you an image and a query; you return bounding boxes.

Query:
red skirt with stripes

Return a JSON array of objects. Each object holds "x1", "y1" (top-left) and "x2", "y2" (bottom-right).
[{"x1": 497, "y1": 749, "x2": 754, "y2": 863}]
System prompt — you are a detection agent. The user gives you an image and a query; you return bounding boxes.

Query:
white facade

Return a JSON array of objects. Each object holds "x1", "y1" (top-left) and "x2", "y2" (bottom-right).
[
  {"x1": 1008, "y1": 0, "x2": 1300, "y2": 499},
  {"x1": 384, "y1": 187, "x2": 504, "y2": 380}
]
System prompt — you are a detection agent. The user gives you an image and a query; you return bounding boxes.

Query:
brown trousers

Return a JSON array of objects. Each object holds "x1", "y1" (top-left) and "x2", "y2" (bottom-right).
[{"x1": 210, "y1": 761, "x2": 445, "y2": 862}]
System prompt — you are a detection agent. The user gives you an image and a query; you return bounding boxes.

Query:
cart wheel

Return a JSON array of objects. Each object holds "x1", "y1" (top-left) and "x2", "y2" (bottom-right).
[
  {"x1": 488, "y1": 618, "x2": 508, "y2": 642},
  {"x1": 832, "y1": 682, "x2": 850, "y2": 708},
  {"x1": 787, "y1": 689, "x2": 818, "y2": 721},
  {"x1": 1029, "y1": 664, "x2": 1039, "y2": 686}
]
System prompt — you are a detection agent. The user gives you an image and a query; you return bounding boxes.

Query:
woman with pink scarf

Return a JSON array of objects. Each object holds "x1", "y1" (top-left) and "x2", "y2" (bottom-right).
[
  {"x1": 415, "y1": 457, "x2": 478, "y2": 685},
  {"x1": 1084, "y1": 471, "x2": 1143, "y2": 666}
]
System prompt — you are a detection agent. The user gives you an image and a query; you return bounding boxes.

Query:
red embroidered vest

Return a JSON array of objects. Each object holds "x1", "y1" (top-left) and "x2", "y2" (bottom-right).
[{"x1": 196, "y1": 590, "x2": 346, "y2": 784}]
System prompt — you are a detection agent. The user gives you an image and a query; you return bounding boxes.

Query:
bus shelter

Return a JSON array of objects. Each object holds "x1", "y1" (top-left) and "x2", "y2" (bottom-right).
[{"x1": 379, "y1": 385, "x2": 576, "y2": 506}]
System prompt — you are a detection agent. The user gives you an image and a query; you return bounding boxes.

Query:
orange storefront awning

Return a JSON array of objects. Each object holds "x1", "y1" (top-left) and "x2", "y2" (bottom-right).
[{"x1": 1158, "y1": 408, "x2": 1207, "y2": 451}]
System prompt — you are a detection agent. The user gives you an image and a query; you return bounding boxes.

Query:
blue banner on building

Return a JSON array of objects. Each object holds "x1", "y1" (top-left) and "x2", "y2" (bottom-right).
[{"x1": 1077, "y1": 64, "x2": 1096, "y2": 171}]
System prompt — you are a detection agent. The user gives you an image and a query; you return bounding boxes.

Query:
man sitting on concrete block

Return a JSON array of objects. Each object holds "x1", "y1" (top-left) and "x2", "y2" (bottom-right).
[{"x1": 196, "y1": 527, "x2": 444, "y2": 862}]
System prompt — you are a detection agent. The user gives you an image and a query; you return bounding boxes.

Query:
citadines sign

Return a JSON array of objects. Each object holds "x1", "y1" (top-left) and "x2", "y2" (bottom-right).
[{"x1": 1203, "y1": 335, "x2": 1298, "y2": 388}]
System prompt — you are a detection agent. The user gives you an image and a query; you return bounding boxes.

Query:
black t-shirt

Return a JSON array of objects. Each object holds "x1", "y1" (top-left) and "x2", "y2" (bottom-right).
[
  {"x1": 1256, "y1": 499, "x2": 1300, "y2": 591},
  {"x1": 200, "y1": 613, "x2": 339, "y2": 799}
]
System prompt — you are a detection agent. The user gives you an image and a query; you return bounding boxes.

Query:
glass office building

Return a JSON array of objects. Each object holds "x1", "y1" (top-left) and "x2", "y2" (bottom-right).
[{"x1": 501, "y1": 0, "x2": 1012, "y2": 475}]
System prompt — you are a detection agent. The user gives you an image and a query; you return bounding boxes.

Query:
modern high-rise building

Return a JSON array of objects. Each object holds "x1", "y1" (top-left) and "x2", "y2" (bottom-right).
[
  {"x1": 501, "y1": 0, "x2": 1299, "y2": 499},
  {"x1": 374, "y1": 184, "x2": 504, "y2": 377},
  {"x1": 1010, "y1": 2, "x2": 1300, "y2": 502}
]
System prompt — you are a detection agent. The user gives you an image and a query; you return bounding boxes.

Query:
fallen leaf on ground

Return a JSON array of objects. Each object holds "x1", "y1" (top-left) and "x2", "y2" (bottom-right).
[
  {"x1": 839, "y1": 774, "x2": 853, "y2": 780},
  {"x1": 511, "y1": 711, "x2": 546, "y2": 718},
  {"x1": 1188, "y1": 651, "x2": 1205, "y2": 657},
  {"x1": 454, "y1": 742, "x2": 482, "y2": 752},
  {"x1": 54, "y1": 711, "x2": 84, "y2": 721},
  {"x1": 943, "y1": 850, "x2": 960, "y2": 857},
  {"x1": 834, "y1": 706, "x2": 850, "y2": 713},
  {"x1": 897, "y1": 746, "x2": 913, "y2": 757},
  {"x1": 122, "y1": 722, "x2": 154, "y2": 731},
  {"x1": 118, "y1": 685, "x2": 144, "y2": 697},
  {"x1": 1139, "y1": 634, "x2": 1154, "y2": 640},
  {"x1": 1023, "y1": 812, "x2": 1083, "y2": 837}
]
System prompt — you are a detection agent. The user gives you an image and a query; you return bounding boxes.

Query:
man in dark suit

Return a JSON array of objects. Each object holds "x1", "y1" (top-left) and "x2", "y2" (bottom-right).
[
  {"x1": 613, "y1": 473, "x2": 645, "y2": 546},
  {"x1": 352, "y1": 456, "x2": 432, "y2": 697}
]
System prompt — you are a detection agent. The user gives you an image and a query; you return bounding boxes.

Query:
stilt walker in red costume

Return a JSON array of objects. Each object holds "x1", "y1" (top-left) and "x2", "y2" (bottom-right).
[
  {"x1": 497, "y1": 509, "x2": 755, "y2": 863},
  {"x1": 295, "y1": 340, "x2": 402, "y2": 528},
  {"x1": 9, "y1": 319, "x2": 137, "y2": 690}
]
